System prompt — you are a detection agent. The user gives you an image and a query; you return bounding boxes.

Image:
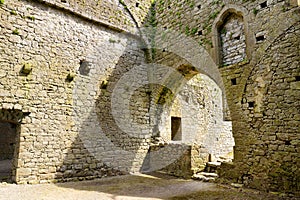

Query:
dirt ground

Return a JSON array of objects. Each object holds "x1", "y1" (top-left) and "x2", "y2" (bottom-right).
[{"x1": 0, "y1": 173, "x2": 295, "y2": 200}]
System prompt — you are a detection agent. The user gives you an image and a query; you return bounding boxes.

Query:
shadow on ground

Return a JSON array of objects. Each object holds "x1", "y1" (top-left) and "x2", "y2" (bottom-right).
[{"x1": 55, "y1": 172, "x2": 283, "y2": 200}]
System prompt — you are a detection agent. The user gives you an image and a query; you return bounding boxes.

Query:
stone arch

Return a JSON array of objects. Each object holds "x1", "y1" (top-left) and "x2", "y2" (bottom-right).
[
  {"x1": 212, "y1": 5, "x2": 254, "y2": 67},
  {"x1": 153, "y1": 70, "x2": 235, "y2": 162}
]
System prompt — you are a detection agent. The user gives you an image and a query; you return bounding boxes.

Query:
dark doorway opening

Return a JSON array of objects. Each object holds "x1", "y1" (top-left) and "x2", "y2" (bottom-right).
[
  {"x1": 0, "y1": 121, "x2": 17, "y2": 182},
  {"x1": 171, "y1": 117, "x2": 182, "y2": 141}
]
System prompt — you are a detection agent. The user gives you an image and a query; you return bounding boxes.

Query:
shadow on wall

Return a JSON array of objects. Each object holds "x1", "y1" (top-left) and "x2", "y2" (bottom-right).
[
  {"x1": 54, "y1": 0, "x2": 232, "y2": 185},
  {"x1": 53, "y1": 3, "x2": 191, "y2": 182},
  {"x1": 54, "y1": 38, "x2": 152, "y2": 181},
  {"x1": 55, "y1": 136, "x2": 124, "y2": 182},
  {"x1": 56, "y1": 33, "x2": 194, "y2": 182}
]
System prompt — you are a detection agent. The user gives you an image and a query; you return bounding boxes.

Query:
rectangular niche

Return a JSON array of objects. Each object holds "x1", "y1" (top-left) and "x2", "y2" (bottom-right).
[{"x1": 171, "y1": 117, "x2": 182, "y2": 141}]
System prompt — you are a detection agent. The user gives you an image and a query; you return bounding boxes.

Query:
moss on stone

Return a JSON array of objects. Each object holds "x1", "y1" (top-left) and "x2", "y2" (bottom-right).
[
  {"x1": 10, "y1": 9, "x2": 17, "y2": 15},
  {"x1": 12, "y1": 29, "x2": 19, "y2": 35},
  {"x1": 26, "y1": 15, "x2": 35, "y2": 21}
]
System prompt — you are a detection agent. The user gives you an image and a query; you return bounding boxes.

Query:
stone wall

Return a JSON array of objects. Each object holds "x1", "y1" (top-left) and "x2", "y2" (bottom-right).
[
  {"x1": 142, "y1": 143, "x2": 193, "y2": 178},
  {"x1": 143, "y1": 143, "x2": 213, "y2": 178},
  {"x1": 154, "y1": 0, "x2": 300, "y2": 194},
  {"x1": 218, "y1": 2, "x2": 300, "y2": 194},
  {"x1": 33, "y1": 0, "x2": 153, "y2": 33},
  {"x1": 158, "y1": 73, "x2": 234, "y2": 161},
  {"x1": 0, "y1": 0, "x2": 151, "y2": 183},
  {"x1": 0, "y1": 0, "x2": 299, "y2": 195},
  {"x1": 219, "y1": 14, "x2": 246, "y2": 66},
  {"x1": 237, "y1": 21, "x2": 300, "y2": 192}
]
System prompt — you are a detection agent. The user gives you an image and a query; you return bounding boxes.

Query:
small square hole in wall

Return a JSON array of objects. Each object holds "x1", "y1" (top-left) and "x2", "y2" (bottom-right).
[
  {"x1": 234, "y1": 35, "x2": 240, "y2": 40},
  {"x1": 100, "y1": 80, "x2": 108, "y2": 89},
  {"x1": 295, "y1": 76, "x2": 300, "y2": 81},
  {"x1": 248, "y1": 102, "x2": 254, "y2": 108},
  {"x1": 136, "y1": 2, "x2": 139, "y2": 7},
  {"x1": 198, "y1": 30, "x2": 203, "y2": 35},
  {"x1": 285, "y1": 141, "x2": 291, "y2": 145},
  {"x1": 256, "y1": 35, "x2": 265, "y2": 42},
  {"x1": 231, "y1": 78, "x2": 237, "y2": 85},
  {"x1": 168, "y1": 6, "x2": 171, "y2": 9},
  {"x1": 197, "y1": 5, "x2": 201, "y2": 9},
  {"x1": 260, "y1": 1, "x2": 267, "y2": 8}
]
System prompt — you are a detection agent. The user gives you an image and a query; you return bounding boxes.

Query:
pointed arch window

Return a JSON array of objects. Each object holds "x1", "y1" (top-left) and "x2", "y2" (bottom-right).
[{"x1": 219, "y1": 13, "x2": 246, "y2": 66}]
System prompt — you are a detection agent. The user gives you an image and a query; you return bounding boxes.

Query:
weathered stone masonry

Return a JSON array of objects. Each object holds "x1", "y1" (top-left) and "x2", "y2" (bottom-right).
[
  {"x1": 0, "y1": 0, "x2": 151, "y2": 183},
  {"x1": 219, "y1": 14, "x2": 246, "y2": 66},
  {"x1": 0, "y1": 0, "x2": 299, "y2": 196},
  {"x1": 155, "y1": 0, "x2": 299, "y2": 194}
]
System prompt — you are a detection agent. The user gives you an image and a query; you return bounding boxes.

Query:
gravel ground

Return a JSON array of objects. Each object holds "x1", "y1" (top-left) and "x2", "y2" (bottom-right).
[{"x1": 0, "y1": 173, "x2": 291, "y2": 200}]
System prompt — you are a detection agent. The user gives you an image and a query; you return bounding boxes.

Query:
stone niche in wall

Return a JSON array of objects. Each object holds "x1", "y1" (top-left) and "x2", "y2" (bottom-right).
[{"x1": 219, "y1": 14, "x2": 246, "y2": 66}]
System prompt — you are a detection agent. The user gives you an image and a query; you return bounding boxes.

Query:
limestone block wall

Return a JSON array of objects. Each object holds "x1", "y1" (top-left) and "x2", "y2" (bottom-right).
[
  {"x1": 0, "y1": 0, "x2": 299, "y2": 194},
  {"x1": 144, "y1": 143, "x2": 212, "y2": 178},
  {"x1": 35, "y1": 0, "x2": 153, "y2": 33},
  {"x1": 154, "y1": 0, "x2": 300, "y2": 194},
  {"x1": 0, "y1": 0, "x2": 151, "y2": 183},
  {"x1": 199, "y1": 75, "x2": 234, "y2": 160},
  {"x1": 158, "y1": 73, "x2": 234, "y2": 161},
  {"x1": 239, "y1": 21, "x2": 300, "y2": 192},
  {"x1": 219, "y1": 14, "x2": 246, "y2": 66},
  {"x1": 143, "y1": 143, "x2": 193, "y2": 178},
  {"x1": 218, "y1": 2, "x2": 300, "y2": 194}
]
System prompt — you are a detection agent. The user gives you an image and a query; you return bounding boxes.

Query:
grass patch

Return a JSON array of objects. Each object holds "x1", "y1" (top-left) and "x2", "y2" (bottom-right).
[{"x1": 167, "y1": 186, "x2": 281, "y2": 200}]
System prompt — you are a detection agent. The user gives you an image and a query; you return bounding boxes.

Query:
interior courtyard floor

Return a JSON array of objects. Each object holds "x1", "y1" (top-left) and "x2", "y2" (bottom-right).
[{"x1": 0, "y1": 172, "x2": 293, "y2": 200}]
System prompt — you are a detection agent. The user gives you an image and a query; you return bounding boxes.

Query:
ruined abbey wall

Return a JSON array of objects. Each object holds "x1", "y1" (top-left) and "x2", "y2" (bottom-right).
[
  {"x1": 0, "y1": 0, "x2": 152, "y2": 183},
  {"x1": 155, "y1": 0, "x2": 300, "y2": 193},
  {"x1": 0, "y1": 0, "x2": 299, "y2": 195},
  {"x1": 158, "y1": 73, "x2": 234, "y2": 161}
]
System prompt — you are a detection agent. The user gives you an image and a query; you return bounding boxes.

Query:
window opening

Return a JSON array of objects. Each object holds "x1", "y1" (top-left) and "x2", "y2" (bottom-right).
[
  {"x1": 219, "y1": 14, "x2": 246, "y2": 66},
  {"x1": 260, "y1": 1, "x2": 267, "y2": 8},
  {"x1": 231, "y1": 78, "x2": 237, "y2": 85},
  {"x1": 171, "y1": 117, "x2": 182, "y2": 141}
]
